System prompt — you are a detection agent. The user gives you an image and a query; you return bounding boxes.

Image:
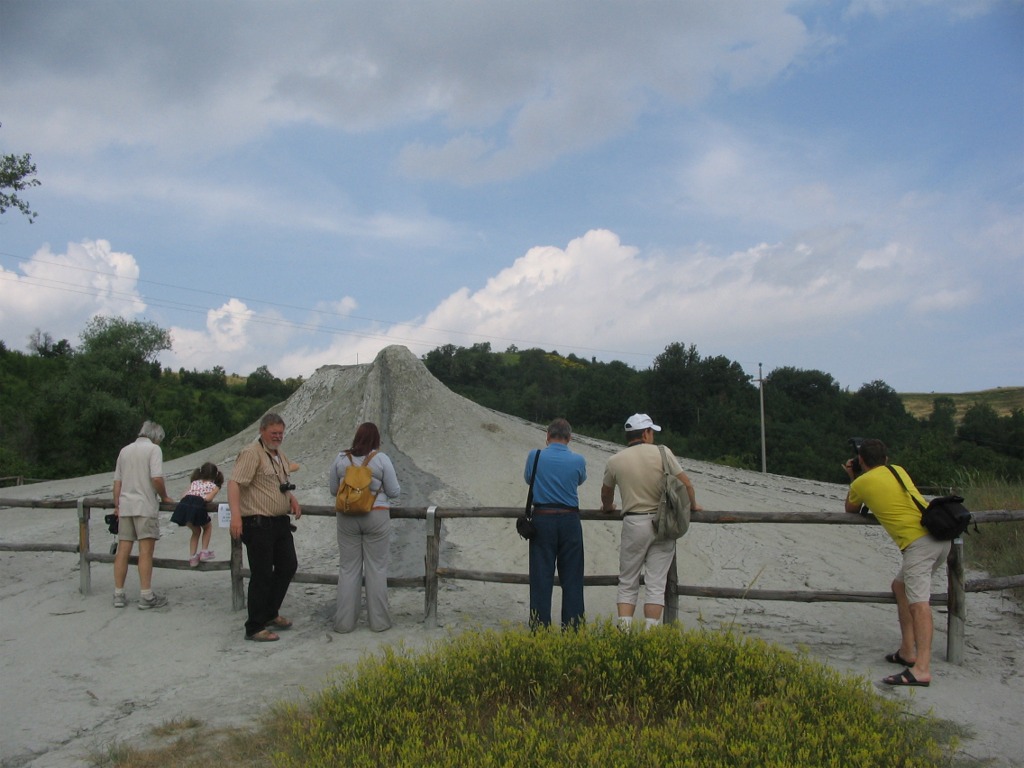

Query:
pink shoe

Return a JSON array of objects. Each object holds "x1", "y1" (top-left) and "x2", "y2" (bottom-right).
[
  {"x1": 199, "y1": 550, "x2": 215, "y2": 562},
  {"x1": 188, "y1": 553, "x2": 200, "y2": 567}
]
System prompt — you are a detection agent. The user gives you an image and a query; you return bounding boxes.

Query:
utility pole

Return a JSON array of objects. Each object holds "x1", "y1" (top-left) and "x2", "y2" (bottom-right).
[{"x1": 758, "y1": 362, "x2": 767, "y2": 474}]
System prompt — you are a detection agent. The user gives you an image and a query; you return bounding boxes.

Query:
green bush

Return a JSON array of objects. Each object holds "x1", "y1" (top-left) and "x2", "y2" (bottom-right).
[{"x1": 270, "y1": 623, "x2": 951, "y2": 767}]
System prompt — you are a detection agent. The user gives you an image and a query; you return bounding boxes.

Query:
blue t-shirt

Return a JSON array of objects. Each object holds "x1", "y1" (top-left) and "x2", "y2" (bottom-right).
[{"x1": 524, "y1": 443, "x2": 586, "y2": 508}]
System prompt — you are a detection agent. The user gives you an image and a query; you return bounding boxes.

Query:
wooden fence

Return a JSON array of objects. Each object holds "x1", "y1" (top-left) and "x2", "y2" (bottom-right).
[{"x1": 1, "y1": 496, "x2": 1022, "y2": 665}]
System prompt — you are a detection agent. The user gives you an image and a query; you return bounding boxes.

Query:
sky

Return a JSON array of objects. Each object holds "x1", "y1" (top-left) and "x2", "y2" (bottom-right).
[{"x1": 1, "y1": 0, "x2": 1021, "y2": 396}]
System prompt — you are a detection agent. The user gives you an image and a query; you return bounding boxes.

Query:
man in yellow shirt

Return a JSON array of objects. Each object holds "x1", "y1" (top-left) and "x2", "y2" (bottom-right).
[{"x1": 844, "y1": 438, "x2": 951, "y2": 687}]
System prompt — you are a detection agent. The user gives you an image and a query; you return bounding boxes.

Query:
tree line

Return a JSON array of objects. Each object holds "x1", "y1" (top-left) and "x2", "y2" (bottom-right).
[
  {"x1": 2, "y1": 322, "x2": 1020, "y2": 486},
  {"x1": 0, "y1": 318, "x2": 302, "y2": 481},
  {"x1": 423, "y1": 342, "x2": 1023, "y2": 487}
]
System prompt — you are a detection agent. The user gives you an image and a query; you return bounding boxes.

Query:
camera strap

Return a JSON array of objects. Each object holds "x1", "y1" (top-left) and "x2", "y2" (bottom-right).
[
  {"x1": 259, "y1": 440, "x2": 291, "y2": 487},
  {"x1": 524, "y1": 449, "x2": 541, "y2": 520}
]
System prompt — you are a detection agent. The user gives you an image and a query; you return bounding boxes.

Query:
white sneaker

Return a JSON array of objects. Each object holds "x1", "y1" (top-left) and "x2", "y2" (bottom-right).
[
  {"x1": 113, "y1": 593, "x2": 128, "y2": 608},
  {"x1": 137, "y1": 593, "x2": 168, "y2": 610},
  {"x1": 199, "y1": 550, "x2": 215, "y2": 561}
]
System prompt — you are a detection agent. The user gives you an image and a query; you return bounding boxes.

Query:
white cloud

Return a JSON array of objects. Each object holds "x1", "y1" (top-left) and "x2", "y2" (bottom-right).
[
  {"x1": 1, "y1": 2, "x2": 808, "y2": 182},
  {"x1": 0, "y1": 240, "x2": 146, "y2": 349},
  {"x1": 844, "y1": 0, "x2": 1001, "y2": 20},
  {"x1": 0, "y1": 225, "x2": 1009, "y2": 390},
  {"x1": 277, "y1": 226, "x2": 961, "y2": 377}
]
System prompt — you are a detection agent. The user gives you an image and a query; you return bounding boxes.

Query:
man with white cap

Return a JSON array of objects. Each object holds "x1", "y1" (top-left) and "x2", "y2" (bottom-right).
[{"x1": 600, "y1": 413, "x2": 701, "y2": 630}]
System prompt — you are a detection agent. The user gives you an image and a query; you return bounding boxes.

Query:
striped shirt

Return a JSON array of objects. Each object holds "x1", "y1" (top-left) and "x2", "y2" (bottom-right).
[{"x1": 231, "y1": 440, "x2": 293, "y2": 517}]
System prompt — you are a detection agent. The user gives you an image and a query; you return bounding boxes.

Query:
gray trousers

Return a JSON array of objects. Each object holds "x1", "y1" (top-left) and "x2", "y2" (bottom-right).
[
  {"x1": 334, "y1": 509, "x2": 392, "y2": 632},
  {"x1": 617, "y1": 513, "x2": 676, "y2": 608}
]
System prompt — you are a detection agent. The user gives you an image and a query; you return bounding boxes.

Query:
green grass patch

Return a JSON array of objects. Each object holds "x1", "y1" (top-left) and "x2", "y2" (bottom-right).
[
  {"x1": 268, "y1": 623, "x2": 952, "y2": 767},
  {"x1": 959, "y1": 473, "x2": 1024, "y2": 603},
  {"x1": 90, "y1": 624, "x2": 967, "y2": 767}
]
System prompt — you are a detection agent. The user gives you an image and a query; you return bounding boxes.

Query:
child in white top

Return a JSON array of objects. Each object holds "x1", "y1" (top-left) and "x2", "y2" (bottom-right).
[{"x1": 170, "y1": 462, "x2": 223, "y2": 566}]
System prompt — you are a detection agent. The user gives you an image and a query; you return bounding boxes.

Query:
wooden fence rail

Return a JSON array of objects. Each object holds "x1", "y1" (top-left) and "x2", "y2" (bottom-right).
[{"x1": 1, "y1": 496, "x2": 1022, "y2": 665}]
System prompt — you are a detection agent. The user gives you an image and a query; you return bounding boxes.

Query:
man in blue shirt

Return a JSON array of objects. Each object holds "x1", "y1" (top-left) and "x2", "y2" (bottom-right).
[{"x1": 524, "y1": 418, "x2": 587, "y2": 629}]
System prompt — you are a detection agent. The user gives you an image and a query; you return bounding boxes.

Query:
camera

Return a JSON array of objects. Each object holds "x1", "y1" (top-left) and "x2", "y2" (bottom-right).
[
  {"x1": 279, "y1": 482, "x2": 296, "y2": 493},
  {"x1": 848, "y1": 437, "x2": 864, "y2": 476}
]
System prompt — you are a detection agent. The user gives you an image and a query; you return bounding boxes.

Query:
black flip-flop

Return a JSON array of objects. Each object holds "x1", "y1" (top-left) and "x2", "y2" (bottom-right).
[
  {"x1": 885, "y1": 651, "x2": 916, "y2": 666},
  {"x1": 882, "y1": 668, "x2": 929, "y2": 687}
]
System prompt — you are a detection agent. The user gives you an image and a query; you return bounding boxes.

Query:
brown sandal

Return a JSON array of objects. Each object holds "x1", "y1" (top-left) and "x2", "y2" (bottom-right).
[
  {"x1": 245, "y1": 629, "x2": 280, "y2": 642},
  {"x1": 268, "y1": 616, "x2": 293, "y2": 630}
]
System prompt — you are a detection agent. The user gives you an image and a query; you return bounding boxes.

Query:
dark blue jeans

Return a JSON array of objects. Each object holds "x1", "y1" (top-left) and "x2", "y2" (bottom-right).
[
  {"x1": 240, "y1": 515, "x2": 298, "y2": 636},
  {"x1": 529, "y1": 512, "x2": 585, "y2": 629}
]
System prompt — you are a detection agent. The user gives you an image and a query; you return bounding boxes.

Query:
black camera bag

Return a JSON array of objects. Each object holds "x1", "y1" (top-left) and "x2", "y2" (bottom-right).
[{"x1": 886, "y1": 465, "x2": 975, "y2": 541}]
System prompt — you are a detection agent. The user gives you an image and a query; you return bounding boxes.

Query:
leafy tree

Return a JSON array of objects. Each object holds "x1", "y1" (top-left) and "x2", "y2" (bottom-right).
[
  {"x1": 0, "y1": 125, "x2": 41, "y2": 222},
  {"x1": 180, "y1": 365, "x2": 228, "y2": 391},
  {"x1": 25, "y1": 318, "x2": 171, "y2": 474},
  {"x1": 958, "y1": 403, "x2": 1003, "y2": 452},
  {"x1": 245, "y1": 364, "x2": 294, "y2": 401},
  {"x1": 648, "y1": 343, "x2": 702, "y2": 433},
  {"x1": 571, "y1": 359, "x2": 640, "y2": 435},
  {"x1": 1, "y1": 319, "x2": 305, "y2": 480},
  {"x1": 76, "y1": 317, "x2": 171, "y2": 414},
  {"x1": 28, "y1": 329, "x2": 73, "y2": 358},
  {"x1": 846, "y1": 380, "x2": 917, "y2": 452}
]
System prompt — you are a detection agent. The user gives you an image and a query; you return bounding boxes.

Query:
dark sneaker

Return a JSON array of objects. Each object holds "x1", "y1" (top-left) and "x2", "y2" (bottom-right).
[{"x1": 113, "y1": 593, "x2": 128, "y2": 608}]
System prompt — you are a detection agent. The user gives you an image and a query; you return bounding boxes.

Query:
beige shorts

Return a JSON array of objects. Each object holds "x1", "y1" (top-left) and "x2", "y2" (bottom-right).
[
  {"x1": 897, "y1": 535, "x2": 951, "y2": 604},
  {"x1": 118, "y1": 515, "x2": 161, "y2": 542}
]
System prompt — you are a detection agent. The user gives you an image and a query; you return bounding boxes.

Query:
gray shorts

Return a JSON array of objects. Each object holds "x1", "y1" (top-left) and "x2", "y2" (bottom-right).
[
  {"x1": 897, "y1": 535, "x2": 951, "y2": 604},
  {"x1": 118, "y1": 515, "x2": 161, "y2": 542}
]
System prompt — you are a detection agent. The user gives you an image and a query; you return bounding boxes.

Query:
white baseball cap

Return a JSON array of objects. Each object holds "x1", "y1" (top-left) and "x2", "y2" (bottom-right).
[{"x1": 624, "y1": 413, "x2": 661, "y2": 431}]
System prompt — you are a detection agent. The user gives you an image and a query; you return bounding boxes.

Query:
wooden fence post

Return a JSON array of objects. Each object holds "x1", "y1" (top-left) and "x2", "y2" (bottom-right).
[
  {"x1": 424, "y1": 505, "x2": 440, "y2": 628},
  {"x1": 78, "y1": 498, "x2": 90, "y2": 596},
  {"x1": 946, "y1": 539, "x2": 966, "y2": 664},
  {"x1": 231, "y1": 535, "x2": 245, "y2": 611}
]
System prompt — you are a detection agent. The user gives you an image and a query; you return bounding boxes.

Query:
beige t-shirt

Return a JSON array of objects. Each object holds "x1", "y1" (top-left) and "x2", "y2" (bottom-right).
[
  {"x1": 602, "y1": 443, "x2": 682, "y2": 514},
  {"x1": 113, "y1": 437, "x2": 164, "y2": 518}
]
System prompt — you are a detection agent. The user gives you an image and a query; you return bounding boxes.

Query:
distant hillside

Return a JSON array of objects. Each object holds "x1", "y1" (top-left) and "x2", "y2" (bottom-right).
[{"x1": 900, "y1": 387, "x2": 1024, "y2": 422}]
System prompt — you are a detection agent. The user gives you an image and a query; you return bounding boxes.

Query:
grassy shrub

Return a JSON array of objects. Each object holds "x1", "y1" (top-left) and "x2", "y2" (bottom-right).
[
  {"x1": 959, "y1": 473, "x2": 1024, "y2": 603},
  {"x1": 269, "y1": 623, "x2": 950, "y2": 767}
]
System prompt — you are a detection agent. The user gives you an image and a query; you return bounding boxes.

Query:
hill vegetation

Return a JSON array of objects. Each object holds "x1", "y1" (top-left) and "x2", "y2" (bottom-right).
[
  {"x1": 0, "y1": 318, "x2": 302, "y2": 482},
  {"x1": 899, "y1": 387, "x2": 1023, "y2": 422},
  {"x1": 423, "y1": 342, "x2": 1023, "y2": 488},
  {"x1": 1, "y1": 321, "x2": 1020, "y2": 489}
]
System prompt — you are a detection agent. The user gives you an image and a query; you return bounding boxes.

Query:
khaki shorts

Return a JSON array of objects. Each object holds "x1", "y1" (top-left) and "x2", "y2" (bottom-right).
[
  {"x1": 897, "y1": 535, "x2": 951, "y2": 604},
  {"x1": 118, "y1": 515, "x2": 161, "y2": 542}
]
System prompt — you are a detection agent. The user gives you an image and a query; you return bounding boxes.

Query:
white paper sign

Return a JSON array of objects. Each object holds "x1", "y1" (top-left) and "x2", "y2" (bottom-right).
[{"x1": 218, "y1": 503, "x2": 231, "y2": 528}]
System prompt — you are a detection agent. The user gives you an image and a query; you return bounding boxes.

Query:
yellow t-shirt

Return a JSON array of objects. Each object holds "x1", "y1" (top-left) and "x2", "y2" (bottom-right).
[{"x1": 847, "y1": 464, "x2": 928, "y2": 550}]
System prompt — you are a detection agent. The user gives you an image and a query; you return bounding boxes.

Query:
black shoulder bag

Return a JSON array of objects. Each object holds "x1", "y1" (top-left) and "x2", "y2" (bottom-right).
[
  {"x1": 516, "y1": 449, "x2": 541, "y2": 541},
  {"x1": 885, "y1": 465, "x2": 975, "y2": 541}
]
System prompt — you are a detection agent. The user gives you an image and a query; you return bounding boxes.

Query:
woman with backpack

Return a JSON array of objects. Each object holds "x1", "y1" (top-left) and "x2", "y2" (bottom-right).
[{"x1": 328, "y1": 422, "x2": 401, "y2": 633}]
